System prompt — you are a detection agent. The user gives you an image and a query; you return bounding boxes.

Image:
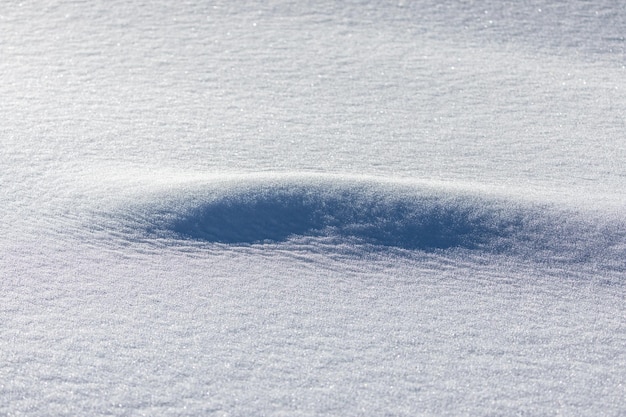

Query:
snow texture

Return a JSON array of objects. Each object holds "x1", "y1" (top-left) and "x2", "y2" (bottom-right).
[{"x1": 1, "y1": 1, "x2": 625, "y2": 416}]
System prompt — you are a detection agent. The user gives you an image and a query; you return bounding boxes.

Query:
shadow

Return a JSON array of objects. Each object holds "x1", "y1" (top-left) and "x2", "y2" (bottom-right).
[{"x1": 169, "y1": 188, "x2": 508, "y2": 250}]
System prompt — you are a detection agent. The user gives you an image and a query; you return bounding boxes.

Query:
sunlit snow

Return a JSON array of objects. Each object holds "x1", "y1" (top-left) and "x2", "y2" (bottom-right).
[{"x1": 1, "y1": 1, "x2": 625, "y2": 416}]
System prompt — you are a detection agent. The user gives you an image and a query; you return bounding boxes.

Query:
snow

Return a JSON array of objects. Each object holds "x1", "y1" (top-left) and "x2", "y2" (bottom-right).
[{"x1": 1, "y1": 1, "x2": 625, "y2": 416}]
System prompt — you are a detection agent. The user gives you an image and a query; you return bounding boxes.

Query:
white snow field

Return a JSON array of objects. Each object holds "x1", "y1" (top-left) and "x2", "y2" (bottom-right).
[{"x1": 1, "y1": 0, "x2": 625, "y2": 415}]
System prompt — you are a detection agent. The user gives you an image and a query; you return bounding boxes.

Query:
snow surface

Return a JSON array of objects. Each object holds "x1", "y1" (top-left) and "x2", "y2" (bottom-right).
[{"x1": 1, "y1": 1, "x2": 625, "y2": 416}]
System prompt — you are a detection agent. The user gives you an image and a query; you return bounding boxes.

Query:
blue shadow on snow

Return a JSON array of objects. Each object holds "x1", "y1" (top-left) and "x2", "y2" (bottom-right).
[{"x1": 169, "y1": 189, "x2": 507, "y2": 251}]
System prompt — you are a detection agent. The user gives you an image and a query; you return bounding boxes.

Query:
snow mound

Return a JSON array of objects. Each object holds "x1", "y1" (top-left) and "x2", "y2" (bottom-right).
[{"x1": 117, "y1": 176, "x2": 625, "y2": 269}]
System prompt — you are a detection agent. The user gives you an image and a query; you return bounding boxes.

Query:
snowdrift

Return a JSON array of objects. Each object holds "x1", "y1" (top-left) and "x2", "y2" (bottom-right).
[{"x1": 115, "y1": 175, "x2": 625, "y2": 270}]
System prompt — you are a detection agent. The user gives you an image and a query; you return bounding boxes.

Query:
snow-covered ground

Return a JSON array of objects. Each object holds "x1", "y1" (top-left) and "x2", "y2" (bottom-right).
[{"x1": 1, "y1": 1, "x2": 625, "y2": 415}]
